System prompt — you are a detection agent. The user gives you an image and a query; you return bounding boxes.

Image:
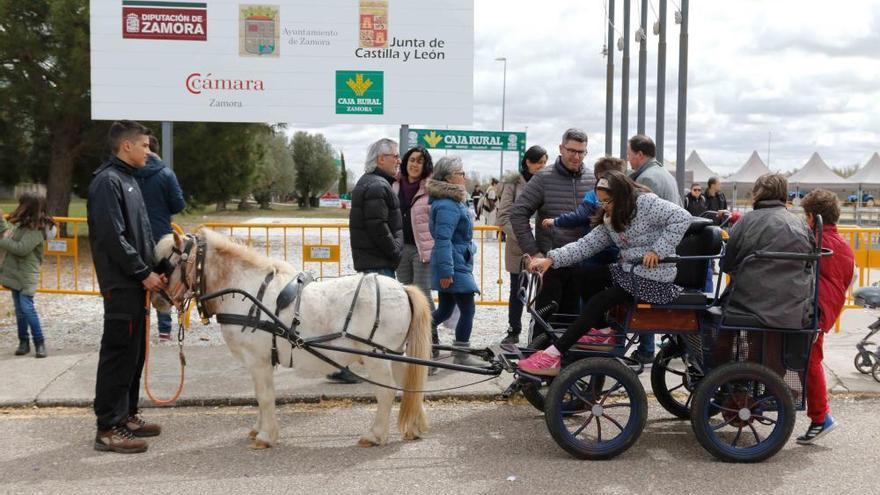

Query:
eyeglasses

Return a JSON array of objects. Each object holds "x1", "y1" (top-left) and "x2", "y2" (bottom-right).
[
  {"x1": 562, "y1": 146, "x2": 587, "y2": 156},
  {"x1": 451, "y1": 171, "x2": 466, "y2": 177},
  {"x1": 692, "y1": 188, "x2": 702, "y2": 192}
]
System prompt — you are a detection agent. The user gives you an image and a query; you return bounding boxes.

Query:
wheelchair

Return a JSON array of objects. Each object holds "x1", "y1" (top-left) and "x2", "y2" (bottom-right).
[
  {"x1": 853, "y1": 285, "x2": 880, "y2": 382},
  {"x1": 511, "y1": 215, "x2": 829, "y2": 463}
]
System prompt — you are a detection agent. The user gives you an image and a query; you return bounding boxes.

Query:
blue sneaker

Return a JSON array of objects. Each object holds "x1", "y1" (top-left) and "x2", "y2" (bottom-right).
[{"x1": 796, "y1": 415, "x2": 838, "y2": 445}]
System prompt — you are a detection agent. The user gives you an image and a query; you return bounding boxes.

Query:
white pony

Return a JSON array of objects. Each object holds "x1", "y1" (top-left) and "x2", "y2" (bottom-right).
[{"x1": 153, "y1": 229, "x2": 431, "y2": 449}]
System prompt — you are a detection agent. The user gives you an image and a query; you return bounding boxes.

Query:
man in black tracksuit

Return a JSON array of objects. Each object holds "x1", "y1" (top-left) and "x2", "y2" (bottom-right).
[{"x1": 88, "y1": 120, "x2": 166, "y2": 454}]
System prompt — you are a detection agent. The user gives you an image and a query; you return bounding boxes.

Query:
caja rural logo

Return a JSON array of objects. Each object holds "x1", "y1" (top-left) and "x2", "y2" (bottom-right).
[
  {"x1": 123, "y1": 0, "x2": 207, "y2": 41},
  {"x1": 336, "y1": 71, "x2": 384, "y2": 115}
]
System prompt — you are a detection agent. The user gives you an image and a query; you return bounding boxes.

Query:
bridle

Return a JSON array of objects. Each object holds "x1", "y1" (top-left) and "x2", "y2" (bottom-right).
[{"x1": 155, "y1": 232, "x2": 210, "y2": 324}]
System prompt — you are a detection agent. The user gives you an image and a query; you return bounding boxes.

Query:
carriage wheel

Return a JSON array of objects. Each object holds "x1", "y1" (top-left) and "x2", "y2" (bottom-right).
[
  {"x1": 854, "y1": 352, "x2": 877, "y2": 374},
  {"x1": 651, "y1": 341, "x2": 699, "y2": 420},
  {"x1": 690, "y1": 362, "x2": 795, "y2": 463},
  {"x1": 872, "y1": 360, "x2": 880, "y2": 383},
  {"x1": 544, "y1": 358, "x2": 647, "y2": 460}
]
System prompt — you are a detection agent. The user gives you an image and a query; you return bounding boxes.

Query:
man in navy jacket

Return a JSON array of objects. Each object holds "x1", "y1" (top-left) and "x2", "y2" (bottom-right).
[{"x1": 135, "y1": 135, "x2": 186, "y2": 339}]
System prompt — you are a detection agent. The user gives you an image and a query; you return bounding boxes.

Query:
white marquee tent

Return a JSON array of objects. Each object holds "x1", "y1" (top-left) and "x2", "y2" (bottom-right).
[{"x1": 684, "y1": 150, "x2": 717, "y2": 185}]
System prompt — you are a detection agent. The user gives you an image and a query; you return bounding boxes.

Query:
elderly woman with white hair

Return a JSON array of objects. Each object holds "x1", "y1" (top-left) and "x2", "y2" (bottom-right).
[{"x1": 427, "y1": 156, "x2": 482, "y2": 366}]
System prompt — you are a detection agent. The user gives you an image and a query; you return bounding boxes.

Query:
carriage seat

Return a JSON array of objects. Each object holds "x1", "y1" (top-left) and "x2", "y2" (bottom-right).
[{"x1": 854, "y1": 286, "x2": 880, "y2": 309}]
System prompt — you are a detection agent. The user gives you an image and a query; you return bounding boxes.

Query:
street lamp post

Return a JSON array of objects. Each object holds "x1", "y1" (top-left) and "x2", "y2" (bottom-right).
[{"x1": 495, "y1": 56, "x2": 507, "y2": 179}]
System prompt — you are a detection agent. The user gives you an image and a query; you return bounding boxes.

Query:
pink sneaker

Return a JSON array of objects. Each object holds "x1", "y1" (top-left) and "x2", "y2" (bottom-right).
[
  {"x1": 518, "y1": 350, "x2": 561, "y2": 376},
  {"x1": 575, "y1": 327, "x2": 617, "y2": 349}
]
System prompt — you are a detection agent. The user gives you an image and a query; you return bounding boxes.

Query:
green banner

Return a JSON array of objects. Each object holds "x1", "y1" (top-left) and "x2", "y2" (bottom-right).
[
  {"x1": 407, "y1": 128, "x2": 526, "y2": 154},
  {"x1": 335, "y1": 70, "x2": 384, "y2": 115}
]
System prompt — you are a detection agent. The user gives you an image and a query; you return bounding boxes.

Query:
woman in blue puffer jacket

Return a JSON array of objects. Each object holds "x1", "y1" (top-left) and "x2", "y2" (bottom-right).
[{"x1": 427, "y1": 156, "x2": 482, "y2": 366}]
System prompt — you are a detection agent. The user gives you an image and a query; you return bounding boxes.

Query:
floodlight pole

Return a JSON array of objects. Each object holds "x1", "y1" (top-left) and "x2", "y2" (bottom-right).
[
  {"x1": 637, "y1": 0, "x2": 648, "y2": 134},
  {"x1": 605, "y1": 0, "x2": 615, "y2": 156},
  {"x1": 674, "y1": 0, "x2": 688, "y2": 197}
]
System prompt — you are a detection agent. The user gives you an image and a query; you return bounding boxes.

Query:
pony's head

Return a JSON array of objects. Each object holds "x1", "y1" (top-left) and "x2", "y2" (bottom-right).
[{"x1": 151, "y1": 230, "x2": 199, "y2": 313}]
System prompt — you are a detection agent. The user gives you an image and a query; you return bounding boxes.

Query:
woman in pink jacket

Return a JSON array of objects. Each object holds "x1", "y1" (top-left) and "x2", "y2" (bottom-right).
[{"x1": 393, "y1": 146, "x2": 437, "y2": 348}]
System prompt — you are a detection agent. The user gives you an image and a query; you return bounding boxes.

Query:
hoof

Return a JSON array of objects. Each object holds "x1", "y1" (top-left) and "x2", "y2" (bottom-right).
[
  {"x1": 403, "y1": 432, "x2": 421, "y2": 441},
  {"x1": 357, "y1": 438, "x2": 378, "y2": 448},
  {"x1": 248, "y1": 429, "x2": 258, "y2": 440},
  {"x1": 250, "y1": 439, "x2": 272, "y2": 450}
]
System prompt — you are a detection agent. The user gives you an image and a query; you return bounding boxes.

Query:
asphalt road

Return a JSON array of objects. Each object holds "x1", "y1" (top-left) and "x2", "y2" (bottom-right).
[{"x1": 1, "y1": 398, "x2": 877, "y2": 495}]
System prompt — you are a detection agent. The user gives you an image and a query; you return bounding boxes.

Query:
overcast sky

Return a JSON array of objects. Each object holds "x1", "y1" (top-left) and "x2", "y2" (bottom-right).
[{"x1": 293, "y1": 0, "x2": 880, "y2": 181}]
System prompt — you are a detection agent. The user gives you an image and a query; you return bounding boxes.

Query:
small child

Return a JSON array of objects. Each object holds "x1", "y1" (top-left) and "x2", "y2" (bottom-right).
[
  {"x1": 0, "y1": 192, "x2": 56, "y2": 358},
  {"x1": 541, "y1": 157, "x2": 625, "y2": 267},
  {"x1": 796, "y1": 189, "x2": 855, "y2": 444}
]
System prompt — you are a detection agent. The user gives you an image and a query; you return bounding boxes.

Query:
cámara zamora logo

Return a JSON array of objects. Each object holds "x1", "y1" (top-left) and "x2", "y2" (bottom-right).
[
  {"x1": 185, "y1": 72, "x2": 265, "y2": 95},
  {"x1": 122, "y1": 0, "x2": 207, "y2": 41}
]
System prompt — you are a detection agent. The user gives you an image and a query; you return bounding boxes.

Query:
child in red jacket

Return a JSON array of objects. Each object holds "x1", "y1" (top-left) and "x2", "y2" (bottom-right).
[{"x1": 797, "y1": 190, "x2": 856, "y2": 444}]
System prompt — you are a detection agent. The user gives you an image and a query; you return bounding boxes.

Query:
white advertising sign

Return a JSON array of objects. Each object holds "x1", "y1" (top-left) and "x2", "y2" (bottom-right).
[{"x1": 90, "y1": 0, "x2": 474, "y2": 124}]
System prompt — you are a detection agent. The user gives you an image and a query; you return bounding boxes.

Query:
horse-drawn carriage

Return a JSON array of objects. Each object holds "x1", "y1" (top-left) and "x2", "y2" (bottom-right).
[{"x1": 153, "y1": 213, "x2": 828, "y2": 463}]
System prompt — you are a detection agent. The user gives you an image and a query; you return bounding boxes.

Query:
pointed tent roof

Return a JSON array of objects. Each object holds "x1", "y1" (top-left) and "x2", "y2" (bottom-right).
[
  {"x1": 727, "y1": 151, "x2": 771, "y2": 186},
  {"x1": 788, "y1": 152, "x2": 851, "y2": 187},
  {"x1": 849, "y1": 153, "x2": 880, "y2": 186},
  {"x1": 684, "y1": 150, "x2": 717, "y2": 183}
]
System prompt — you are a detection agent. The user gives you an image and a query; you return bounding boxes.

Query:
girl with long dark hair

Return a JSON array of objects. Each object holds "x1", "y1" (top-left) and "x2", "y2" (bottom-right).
[
  {"x1": 518, "y1": 170, "x2": 691, "y2": 375},
  {"x1": 0, "y1": 192, "x2": 56, "y2": 357}
]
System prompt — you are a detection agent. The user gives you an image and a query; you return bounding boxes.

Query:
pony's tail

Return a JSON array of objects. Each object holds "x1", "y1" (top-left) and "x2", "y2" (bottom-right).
[{"x1": 398, "y1": 285, "x2": 431, "y2": 439}]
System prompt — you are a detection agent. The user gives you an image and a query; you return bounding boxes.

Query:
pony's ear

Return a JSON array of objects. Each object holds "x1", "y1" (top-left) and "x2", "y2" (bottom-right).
[{"x1": 172, "y1": 231, "x2": 182, "y2": 248}]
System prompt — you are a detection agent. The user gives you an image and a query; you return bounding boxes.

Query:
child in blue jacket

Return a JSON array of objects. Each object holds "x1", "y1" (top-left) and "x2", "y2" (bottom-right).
[{"x1": 541, "y1": 157, "x2": 626, "y2": 267}]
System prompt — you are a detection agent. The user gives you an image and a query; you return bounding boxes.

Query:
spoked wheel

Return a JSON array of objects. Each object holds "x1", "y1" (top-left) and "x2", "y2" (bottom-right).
[
  {"x1": 690, "y1": 362, "x2": 795, "y2": 463},
  {"x1": 545, "y1": 358, "x2": 647, "y2": 460},
  {"x1": 854, "y1": 352, "x2": 877, "y2": 374},
  {"x1": 872, "y1": 360, "x2": 880, "y2": 383},
  {"x1": 651, "y1": 341, "x2": 700, "y2": 420}
]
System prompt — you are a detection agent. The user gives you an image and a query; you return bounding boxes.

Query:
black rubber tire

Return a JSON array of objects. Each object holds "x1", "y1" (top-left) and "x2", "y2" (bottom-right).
[
  {"x1": 544, "y1": 358, "x2": 647, "y2": 460},
  {"x1": 854, "y1": 352, "x2": 876, "y2": 374},
  {"x1": 690, "y1": 362, "x2": 795, "y2": 463},
  {"x1": 650, "y1": 343, "x2": 696, "y2": 420},
  {"x1": 520, "y1": 333, "x2": 553, "y2": 412},
  {"x1": 872, "y1": 360, "x2": 880, "y2": 383}
]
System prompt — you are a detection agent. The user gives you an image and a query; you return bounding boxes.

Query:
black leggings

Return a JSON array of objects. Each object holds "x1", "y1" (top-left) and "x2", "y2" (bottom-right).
[{"x1": 555, "y1": 265, "x2": 632, "y2": 353}]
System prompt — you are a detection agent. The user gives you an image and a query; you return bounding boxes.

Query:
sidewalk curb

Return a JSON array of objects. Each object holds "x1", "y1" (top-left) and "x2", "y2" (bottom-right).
[{"x1": 4, "y1": 390, "x2": 879, "y2": 410}]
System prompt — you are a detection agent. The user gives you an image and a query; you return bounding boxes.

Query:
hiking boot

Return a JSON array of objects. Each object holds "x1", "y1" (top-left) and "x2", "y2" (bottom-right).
[
  {"x1": 94, "y1": 425, "x2": 148, "y2": 454},
  {"x1": 126, "y1": 413, "x2": 162, "y2": 437},
  {"x1": 796, "y1": 415, "x2": 838, "y2": 445},
  {"x1": 34, "y1": 341, "x2": 47, "y2": 358},
  {"x1": 326, "y1": 367, "x2": 361, "y2": 384},
  {"x1": 500, "y1": 327, "x2": 520, "y2": 345},
  {"x1": 14, "y1": 339, "x2": 29, "y2": 356}
]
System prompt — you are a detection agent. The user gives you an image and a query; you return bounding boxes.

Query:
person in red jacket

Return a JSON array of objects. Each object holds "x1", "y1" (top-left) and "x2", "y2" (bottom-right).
[{"x1": 797, "y1": 189, "x2": 855, "y2": 445}]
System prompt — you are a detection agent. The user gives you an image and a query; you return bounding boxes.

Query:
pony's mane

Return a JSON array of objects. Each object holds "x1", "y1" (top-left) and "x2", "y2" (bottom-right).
[{"x1": 199, "y1": 228, "x2": 295, "y2": 275}]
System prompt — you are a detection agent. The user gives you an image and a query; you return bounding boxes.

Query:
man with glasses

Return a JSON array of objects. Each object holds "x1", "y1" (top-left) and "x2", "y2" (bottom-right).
[
  {"x1": 684, "y1": 183, "x2": 708, "y2": 216},
  {"x1": 337, "y1": 138, "x2": 404, "y2": 384},
  {"x1": 510, "y1": 128, "x2": 594, "y2": 321}
]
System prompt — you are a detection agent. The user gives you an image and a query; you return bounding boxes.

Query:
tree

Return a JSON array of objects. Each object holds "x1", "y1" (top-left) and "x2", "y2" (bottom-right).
[
  {"x1": 0, "y1": 1, "x2": 97, "y2": 216},
  {"x1": 172, "y1": 122, "x2": 267, "y2": 207},
  {"x1": 251, "y1": 131, "x2": 295, "y2": 209},
  {"x1": 291, "y1": 131, "x2": 338, "y2": 208},
  {"x1": 338, "y1": 151, "x2": 349, "y2": 196}
]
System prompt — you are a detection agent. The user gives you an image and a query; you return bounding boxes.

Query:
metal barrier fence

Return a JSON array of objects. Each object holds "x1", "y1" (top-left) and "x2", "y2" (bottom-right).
[
  {"x1": 11, "y1": 219, "x2": 880, "y2": 314},
  {"x1": 197, "y1": 222, "x2": 508, "y2": 305}
]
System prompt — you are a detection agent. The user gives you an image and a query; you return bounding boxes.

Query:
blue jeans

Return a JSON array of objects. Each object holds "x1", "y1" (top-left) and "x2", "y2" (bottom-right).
[
  {"x1": 157, "y1": 310, "x2": 172, "y2": 335},
  {"x1": 508, "y1": 272, "x2": 524, "y2": 332},
  {"x1": 432, "y1": 292, "x2": 476, "y2": 343},
  {"x1": 11, "y1": 290, "x2": 44, "y2": 343},
  {"x1": 361, "y1": 268, "x2": 396, "y2": 278}
]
